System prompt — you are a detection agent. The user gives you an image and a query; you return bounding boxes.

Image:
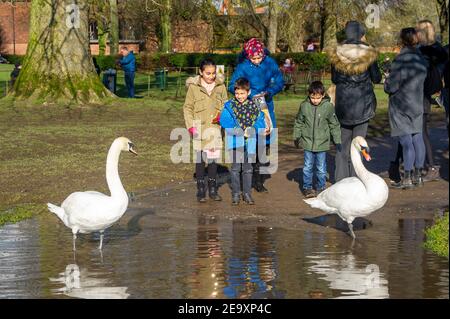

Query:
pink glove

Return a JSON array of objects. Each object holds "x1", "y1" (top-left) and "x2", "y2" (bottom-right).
[
  {"x1": 212, "y1": 113, "x2": 220, "y2": 124},
  {"x1": 188, "y1": 127, "x2": 198, "y2": 137}
]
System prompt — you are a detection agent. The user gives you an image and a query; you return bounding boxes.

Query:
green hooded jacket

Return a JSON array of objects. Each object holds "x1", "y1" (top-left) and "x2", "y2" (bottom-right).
[{"x1": 293, "y1": 96, "x2": 341, "y2": 152}]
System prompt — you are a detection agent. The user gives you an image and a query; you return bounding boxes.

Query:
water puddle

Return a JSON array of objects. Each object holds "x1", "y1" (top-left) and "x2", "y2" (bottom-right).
[{"x1": 0, "y1": 210, "x2": 447, "y2": 299}]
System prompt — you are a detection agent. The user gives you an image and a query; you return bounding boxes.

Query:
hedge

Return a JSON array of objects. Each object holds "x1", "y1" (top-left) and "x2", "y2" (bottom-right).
[{"x1": 3, "y1": 51, "x2": 399, "y2": 72}]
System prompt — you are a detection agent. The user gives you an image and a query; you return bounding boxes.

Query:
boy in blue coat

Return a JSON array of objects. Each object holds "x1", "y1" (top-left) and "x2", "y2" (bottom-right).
[
  {"x1": 220, "y1": 78, "x2": 268, "y2": 205},
  {"x1": 228, "y1": 38, "x2": 284, "y2": 192}
]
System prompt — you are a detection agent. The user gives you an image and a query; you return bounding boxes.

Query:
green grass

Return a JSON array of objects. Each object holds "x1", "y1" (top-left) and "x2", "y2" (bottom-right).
[
  {"x1": 424, "y1": 213, "x2": 449, "y2": 258},
  {"x1": 0, "y1": 203, "x2": 46, "y2": 226}
]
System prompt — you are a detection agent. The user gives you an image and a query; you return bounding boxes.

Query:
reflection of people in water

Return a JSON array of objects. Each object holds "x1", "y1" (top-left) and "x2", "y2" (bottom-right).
[
  {"x1": 223, "y1": 226, "x2": 281, "y2": 298},
  {"x1": 187, "y1": 214, "x2": 227, "y2": 298},
  {"x1": 49, "y1": 264, "x2": 129, "y2": 299}
]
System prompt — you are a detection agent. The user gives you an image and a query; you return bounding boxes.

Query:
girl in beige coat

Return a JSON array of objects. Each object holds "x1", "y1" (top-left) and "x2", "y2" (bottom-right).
[{"x1": 183, "y1": 59, "x2": 228, "y2": 202}]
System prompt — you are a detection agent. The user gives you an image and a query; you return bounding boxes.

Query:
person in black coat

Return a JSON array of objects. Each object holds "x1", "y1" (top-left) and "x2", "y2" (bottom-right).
[
  {"x1": 326, "y1": 21, "x2": 382, "y2": 182},
  {"x1": 416, "y1": 20, "x2": 448, "y2": 182}
]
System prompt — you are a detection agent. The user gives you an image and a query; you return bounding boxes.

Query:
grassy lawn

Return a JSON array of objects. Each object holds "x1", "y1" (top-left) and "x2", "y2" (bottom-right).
[
  {"x1": 424, "y1": 212, "x2": 449, "y2": 258},
  {"x1": 0, "y1": 80, "x2": 445, "y2": 225}
]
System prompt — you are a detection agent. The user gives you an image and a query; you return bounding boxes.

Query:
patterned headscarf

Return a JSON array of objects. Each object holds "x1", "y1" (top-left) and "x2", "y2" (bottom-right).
[{"x1": 244, "y1": 38, "x2": 266, "y2": 59}]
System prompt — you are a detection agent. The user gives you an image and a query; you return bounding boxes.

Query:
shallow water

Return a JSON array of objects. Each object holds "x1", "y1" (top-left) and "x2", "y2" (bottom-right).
[{"x1": 0, "y1": 207, "x2": 447, "y2": 299}]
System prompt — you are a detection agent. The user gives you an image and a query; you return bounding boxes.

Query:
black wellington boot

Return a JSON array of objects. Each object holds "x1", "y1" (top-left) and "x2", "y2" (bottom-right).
[
  {"x1": 196, "y1": 179, "x2": 207, "y2": 202},
  {"x1": 208, "y1": 178, "x2": 222, "y2": 201}
]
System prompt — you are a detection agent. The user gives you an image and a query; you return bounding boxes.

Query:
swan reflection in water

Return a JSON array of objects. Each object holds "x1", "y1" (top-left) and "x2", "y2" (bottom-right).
[
  {"x1": 49, "y1": 264, "x2": 130, "y2": 299},
  {"x1": 307, "y1": 253, "x2": 389, "y2": 299}
]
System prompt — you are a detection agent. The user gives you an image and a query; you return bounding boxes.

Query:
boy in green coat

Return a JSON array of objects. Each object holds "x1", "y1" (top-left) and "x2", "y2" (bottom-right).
[{"x1": 293, "y1": 81, "x2": 342, "y2": 198}]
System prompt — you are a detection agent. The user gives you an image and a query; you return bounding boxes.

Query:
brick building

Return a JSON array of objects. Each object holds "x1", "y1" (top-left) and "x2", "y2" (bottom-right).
[{"x1": 0, "y1": 1, "x2": 213, "y2": 55}]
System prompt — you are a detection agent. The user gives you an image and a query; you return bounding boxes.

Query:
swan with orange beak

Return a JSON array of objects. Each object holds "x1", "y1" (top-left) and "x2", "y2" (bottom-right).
[{"x1": 304, "y1": 136, "x2": 388, "y2": 239}]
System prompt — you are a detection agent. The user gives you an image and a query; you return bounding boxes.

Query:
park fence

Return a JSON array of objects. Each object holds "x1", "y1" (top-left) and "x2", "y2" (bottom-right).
[{"x1": 0, "y1": 66, "x2": 329, "y2": 99}]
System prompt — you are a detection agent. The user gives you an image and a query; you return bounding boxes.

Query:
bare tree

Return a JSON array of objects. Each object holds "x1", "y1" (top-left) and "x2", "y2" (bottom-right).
[
  {"x1": 12, "y1": 0, "x2": 113, "y2": 103},
  {"x1": 109, "y1": 0, "x2": 119, "y2": 55}
]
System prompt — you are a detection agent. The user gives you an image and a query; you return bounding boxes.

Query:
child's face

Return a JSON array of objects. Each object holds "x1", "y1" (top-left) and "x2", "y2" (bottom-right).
[
  {"x1": 309, "y1": 93, "x2": 324, "y2": 106},
  {"x1": 235, "y1": 88, "x2": 250, "y2": 103},
  {"x1": 249, "y1": 54, "x2": 263, "y2": 65},
  {"x1": 200, "y1": 65, "x2": 216, "y2": 84}
]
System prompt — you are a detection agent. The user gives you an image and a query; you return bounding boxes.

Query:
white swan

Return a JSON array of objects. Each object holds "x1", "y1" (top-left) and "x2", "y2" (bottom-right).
[
  {"x1": 304, "y1": 136, "x2": 388, "y2": 238},
  {"x1": 47, "y1": 137, "x2": 137, "y2": 250}
]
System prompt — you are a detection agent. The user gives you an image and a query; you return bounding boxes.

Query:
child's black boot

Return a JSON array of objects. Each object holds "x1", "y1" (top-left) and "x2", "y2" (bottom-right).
[
  {"x1": 208, "y1": 178, "x2": 222, "y2": 201},
  {"x1": 196, "y1": 179, "x2": 207, "y2": 202}
]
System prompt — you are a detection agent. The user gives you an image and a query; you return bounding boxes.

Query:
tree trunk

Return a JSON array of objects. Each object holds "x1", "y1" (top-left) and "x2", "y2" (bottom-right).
[
  {"x1": 436, "y1": 0, "x2": 449, "y2": 43},
  {"x1": 109, "y1": 0, "x2": 119, "y2": 55},
  {"x1": 267, "y1": 0, "x2": 278, "y2": 53},
  {"x1": 12, "y1": 0, "x2": 113, "y2": 104},
  {"x1": 97, "y1": 21, "x2": 108, "y2": 56},
  {"x1": 320, "y1": 0, "x2": 337, "y2": 51},
  {"x1": 286, "y1": 10, "x2": 305, "y2": 52},
  {"x1": 160, "y1": 0, "x2": 172, "y2": 53}
]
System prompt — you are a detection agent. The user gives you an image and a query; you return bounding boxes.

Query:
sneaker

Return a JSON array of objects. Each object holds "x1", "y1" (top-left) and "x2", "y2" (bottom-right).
[
  {"x1": 242, "y1": 193, "x2": 255, "y2": 205},
  {"x1": 231, "y1": 193, "x2": 240, "y2": 205},
  {"x1": 303, "y1": 189, "x2": 316, "y2": 198},
  {"x1": 422, "y1": 167, "x2": 440, "y2": 182}
]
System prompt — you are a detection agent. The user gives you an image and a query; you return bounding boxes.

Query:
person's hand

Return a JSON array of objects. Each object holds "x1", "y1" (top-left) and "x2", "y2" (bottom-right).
[
  {"x1": 253, "y1": 92, "x2": 267, "y2": 99},
  {"x1": 264, "y1": 126, "x2": 271, "y2": 135},
  {"x1": 211, "y1": 113, "x2": 220, "y2": 124},
  {"x1": 335, "y1": 143, "x2": 342, "y2": 152},
  {"x1": 294, "y1": 138, "x2": 301, "y2": 149}
]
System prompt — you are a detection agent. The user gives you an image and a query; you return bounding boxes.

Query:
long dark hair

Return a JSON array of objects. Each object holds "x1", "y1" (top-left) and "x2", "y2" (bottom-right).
[{"x1": 400, "y1": 28, "x2": 418, "y2": 47}]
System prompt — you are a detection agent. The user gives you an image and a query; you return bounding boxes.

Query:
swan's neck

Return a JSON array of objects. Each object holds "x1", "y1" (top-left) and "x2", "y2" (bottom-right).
[
  {"x1": 350, "y1": 143, "x2": 371, "y2": 188},
  {"x1": 106, "y1": 141, "x2": 127, "y2": 199}
]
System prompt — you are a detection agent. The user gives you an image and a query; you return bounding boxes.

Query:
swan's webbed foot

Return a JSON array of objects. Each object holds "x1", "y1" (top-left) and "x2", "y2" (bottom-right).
[{"x1": 347, "y1": 223, "x2": 356, "y2": 239}]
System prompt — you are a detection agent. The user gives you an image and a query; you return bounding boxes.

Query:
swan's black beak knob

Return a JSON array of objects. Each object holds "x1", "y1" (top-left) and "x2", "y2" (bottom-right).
[{"x1": 128, "y1": 142, "x2": 138, "y2": 156}]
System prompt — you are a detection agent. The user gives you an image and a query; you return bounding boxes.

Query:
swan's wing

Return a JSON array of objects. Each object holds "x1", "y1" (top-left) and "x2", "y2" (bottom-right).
[
  {"x1": 84, "y1": 191, "x2": 106, "y2": 196},
  {"x1": 318, "y1": 177, "x2": 366, "y2": 209},
  {"x1": 61, "y1": 192, "x2": 127, "y2": 232}
]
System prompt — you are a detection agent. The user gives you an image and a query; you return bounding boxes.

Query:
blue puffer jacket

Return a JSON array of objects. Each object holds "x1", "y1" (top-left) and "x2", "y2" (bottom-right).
[
  {"x1": 228, "y1": 56, "x2": 284, "y2": 127},
  {"x1": 120, "y1": 51, "x2": 136, "y2": 73},
  {"x1": 219, "y1": 99, "x2": 266, "y2": 154}
]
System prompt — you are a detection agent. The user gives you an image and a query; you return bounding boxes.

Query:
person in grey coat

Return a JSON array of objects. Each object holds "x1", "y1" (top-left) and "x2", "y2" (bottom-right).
[{"x1": 384, "y1": 28, "x2": 428, "y2": 189}]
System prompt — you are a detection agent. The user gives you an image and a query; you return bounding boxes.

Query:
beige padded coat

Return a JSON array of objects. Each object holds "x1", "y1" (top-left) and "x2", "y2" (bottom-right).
[{"x1": 183, "y1": 75, "x2": 228, "y2": 151}]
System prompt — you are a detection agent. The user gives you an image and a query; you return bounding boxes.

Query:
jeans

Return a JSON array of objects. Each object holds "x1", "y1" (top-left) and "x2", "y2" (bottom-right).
[
  {"x1": 303, "y1": 151, "x2": 327, "y2": 190},
  {"x1": 124, "y1": 72, "x2": 135, "y2": 98},
  {"x1": 397, "y1": 133, "x2": 425, "y2": 171},
  {"x1": 230, "y1": 148, "x2": 253, "y2": 195}
]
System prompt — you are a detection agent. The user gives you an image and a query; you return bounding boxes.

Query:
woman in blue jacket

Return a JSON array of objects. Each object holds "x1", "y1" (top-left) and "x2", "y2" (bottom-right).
[{"x1": 228, "y1": 38, "x2": 284, "y2": 192}]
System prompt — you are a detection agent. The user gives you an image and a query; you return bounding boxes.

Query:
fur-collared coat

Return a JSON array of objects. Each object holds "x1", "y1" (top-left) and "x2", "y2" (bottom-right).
[{"x1": 326, "y1": 43, "x2": 382, "y2": 126}]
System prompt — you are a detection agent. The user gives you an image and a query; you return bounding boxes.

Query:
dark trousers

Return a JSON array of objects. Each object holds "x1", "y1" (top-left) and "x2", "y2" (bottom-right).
[
  {"x1": 335, "y1": 121, "x2": 369, "y2": 182},
  {"x1": 195, "y1": 151, "x2": 217, "y2": 180},
  {"x1": 252, "y1": 144, "x2": 270, "y2": 183},
  {"x1": 230, "y1": 148, "x2": 253, "y2": 195},
  {"x1": 397, "y1": 133, "x2": 425, "y2": 171},
  {"x1": 422, "y1": 113, "x2": 434, "y2": 167},
  {"x1": 124, "y1": 72, "x2": 135, "y2": 98}
]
